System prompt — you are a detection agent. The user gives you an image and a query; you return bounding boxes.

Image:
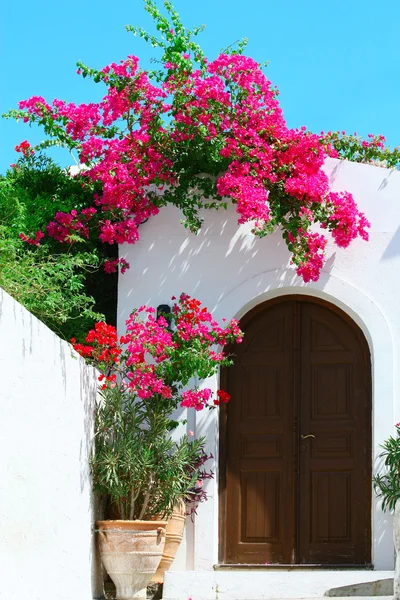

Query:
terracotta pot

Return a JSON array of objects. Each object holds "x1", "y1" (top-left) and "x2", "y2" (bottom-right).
[
  {"x1": 152, "y1": 501, "x2": 186, "y2": 583},
  {"x1": 96, "y1": 520, "x2": 167, "y2": 600}
]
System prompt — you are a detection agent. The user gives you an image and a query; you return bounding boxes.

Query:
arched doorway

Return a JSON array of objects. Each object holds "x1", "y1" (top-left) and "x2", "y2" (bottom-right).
[{"x1": 219, "y1": 295, "x2": 372, "y2": 565}]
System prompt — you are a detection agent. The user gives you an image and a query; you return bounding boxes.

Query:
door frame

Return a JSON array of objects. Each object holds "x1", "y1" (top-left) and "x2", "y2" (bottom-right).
[{"x1": 218, "y1": 294, "x2": 372, "y2": 565}]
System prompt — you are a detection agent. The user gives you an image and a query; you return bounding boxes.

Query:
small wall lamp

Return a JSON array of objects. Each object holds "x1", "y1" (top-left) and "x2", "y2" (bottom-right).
[{"x1": 157, "y1": 304, "x2": 173, "y2": 330}]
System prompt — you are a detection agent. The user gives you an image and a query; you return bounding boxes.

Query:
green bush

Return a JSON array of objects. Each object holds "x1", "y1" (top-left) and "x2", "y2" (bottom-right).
[
  {"x1": 373, "y1": 424, "x2": 400, "y2": 511},
  {"x1": 0, "y1": 153, "x2": 117, "y2": 340}
]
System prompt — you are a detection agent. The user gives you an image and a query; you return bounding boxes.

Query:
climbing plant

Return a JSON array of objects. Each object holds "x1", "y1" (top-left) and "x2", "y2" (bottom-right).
[{"x1": 5, "y1": 0, "x2": 391, "y2": 282}]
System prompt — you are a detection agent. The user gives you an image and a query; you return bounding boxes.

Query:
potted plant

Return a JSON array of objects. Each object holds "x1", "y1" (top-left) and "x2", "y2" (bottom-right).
[
  {"x1": 374, "y1": 423, "x2": 400, "y2": 600},
  {"x1": 72, "y1": 293, "x2": 242, "y2": 599},
  {"x1": 151, "y1": 443, "x2": 215, "y2": 585}
]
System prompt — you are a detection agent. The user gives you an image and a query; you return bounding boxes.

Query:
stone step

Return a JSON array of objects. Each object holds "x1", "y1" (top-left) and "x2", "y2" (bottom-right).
[
  {"x1": 326, "y1": 578, "x2": 393, "y2": 597},
  {"x1": 163, "y1": 570, "x2": 395, "y2": 600},
  {"x1": 163, "y1": 597, "x2": 392, "y2": 600}
]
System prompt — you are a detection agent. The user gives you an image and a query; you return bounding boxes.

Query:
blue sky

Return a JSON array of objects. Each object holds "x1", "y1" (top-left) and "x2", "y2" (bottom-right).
[{"x1": 2, "y1": 0, "x2": 400, "y2": 173}]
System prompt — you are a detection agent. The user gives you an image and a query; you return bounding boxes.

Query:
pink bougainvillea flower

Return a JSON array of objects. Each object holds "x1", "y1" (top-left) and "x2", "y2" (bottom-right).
[
  {"x1": 72, "y1": 294, "x2": 243, "y2": 408},
  {"x1": 19, "y1": 230, "x2": 44, "y2": 246},
  {"x1": 11, "y1": 7, "x2": 373, "y2": 283}
]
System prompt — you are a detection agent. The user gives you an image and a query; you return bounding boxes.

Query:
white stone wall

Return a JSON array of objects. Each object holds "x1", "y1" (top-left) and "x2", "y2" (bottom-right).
[
  {"x1": 118, "y1": 157, "x2": 400, "y2": 573},
  {"x1": 0, "y1": 289, "x2": 101, "y2": 600}
]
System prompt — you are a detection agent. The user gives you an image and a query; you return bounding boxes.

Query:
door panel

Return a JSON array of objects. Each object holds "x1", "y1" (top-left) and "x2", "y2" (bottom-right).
[
  {"x1": 225, "y1": 302, "x2": 296, "y2": 564},
  {"x1": 298, "y1": 303, "x2": 371, "y2": 564},
  {"x1": 221, "y1": 297, "x2": 371, "y2": 565}
]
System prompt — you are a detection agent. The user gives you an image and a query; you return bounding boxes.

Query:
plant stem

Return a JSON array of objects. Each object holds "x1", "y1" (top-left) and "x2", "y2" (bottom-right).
[
  {"x1": 138, "y1": 474, "x2": 154, "y2": 520},
  {"x1": 129, "y1": 487, "x2": 138, "y2": 520}
]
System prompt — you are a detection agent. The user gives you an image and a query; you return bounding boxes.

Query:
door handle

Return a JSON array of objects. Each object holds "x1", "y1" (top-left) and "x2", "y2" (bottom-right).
[{"x1": 300, "y1": 434, "x2": 315, "y2": 439}]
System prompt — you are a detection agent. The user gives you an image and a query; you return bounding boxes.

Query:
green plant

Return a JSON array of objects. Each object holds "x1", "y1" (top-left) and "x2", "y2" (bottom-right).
[
  {"x1": 93, "y1": 383, "x2": 208, "y2": 520},
  {"x1": 0, "y1": 244, "x2": 104, "y2": 340},
  {"x1": 373, "y1": 423, "x2": 400, "y2": 511},
  {"x1": 73, "y1": 294, "x2": 243, "y2": 519},
  {"x1": 5, "y1": 0, "x2": 372, "y2": 284},
  {"x1": 322, "y1": 131, "x2": 400, "y2": 169},
  {"x1": 0, "y1": 152, "x2": 117, "y2": 340}
]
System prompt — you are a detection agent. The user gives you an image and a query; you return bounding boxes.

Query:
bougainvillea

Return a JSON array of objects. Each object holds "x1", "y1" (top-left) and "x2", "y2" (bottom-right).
[
  {"x1": 72, "y1": 292, "x2": 242, "y2": 411},
  {"x1": 15, "y1": 140, "x2": 34, "y2": 157},
  {"x1": 5, "y1": 0, "x2": 378, "y2": 282},
  {"x1": 72, "y1": 294, "x2": 242, "y2": 520},
  {"x1": 323, "y1": 131, "x2": 400, "y2": 169}
]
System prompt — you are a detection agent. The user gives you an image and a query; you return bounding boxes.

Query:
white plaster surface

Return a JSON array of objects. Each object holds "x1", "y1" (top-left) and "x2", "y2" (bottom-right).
[
  {"x1": 395, "y1": 505, "x2": 400, "y2": 600},
  {"x1": 163, "y1": 569, "x2": 395, "y2": 600},
  {"x1": 0, "y1": 289, "x2": 101, "y2": 600},
  {"x1": 118, "y1": 158, "x2": 400, "y2": 593}
]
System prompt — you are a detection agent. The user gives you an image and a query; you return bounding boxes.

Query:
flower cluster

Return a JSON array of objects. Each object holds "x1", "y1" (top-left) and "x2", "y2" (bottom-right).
[
  {"x1": 19, "y1": 230, "x2": 44, "y2": 247},
  {"x1": 326, "y1": 191, "x2": 370, "y2": 248},
  {"x1": 98, "y1": 373, "x2": 117, "y2": 390},
  {"x1": 46, "y1": 208, "x2": 96, "y2": 243},
  {"x1": 8, "y1": 1, "x2": 372, "y2": 281},
  {"x1": 287, "y1": 230, "x2": 327, "y2": 283},
  {"x1": 77, "y1": 294, "x2": 239, "y2": 522},
  {"x1": 103, "y1": 257, "x2": 130, "y2": 274},
  {"x1": 15, "y1": 140, "x2": 34, "y2": 156},
  {"x1": 71, "y1": 321, "x2": 122, "y2": 365},
  {"x1": 181, "y1": 388, "x2": 231, "y2": 411},
  {"x1": 172, "y1": 293, "x2": 242, "y2": 345},
  {"x1": 72, "y1": 293, "x2": 242, "y2": 411}
]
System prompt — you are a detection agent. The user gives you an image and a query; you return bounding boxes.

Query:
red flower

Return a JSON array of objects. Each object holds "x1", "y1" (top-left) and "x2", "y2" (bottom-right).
[
  {"x1": 15, "y1": 140, "x2": 34, "y2": 156},
  {"x1": 217, "y1": 389, "x2": 231, "y2": 403}
]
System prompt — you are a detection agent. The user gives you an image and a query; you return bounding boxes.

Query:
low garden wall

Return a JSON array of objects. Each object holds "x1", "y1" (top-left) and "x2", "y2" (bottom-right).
[{"x1": 0, "y1": 288, "x2": 102, "y2": 600}]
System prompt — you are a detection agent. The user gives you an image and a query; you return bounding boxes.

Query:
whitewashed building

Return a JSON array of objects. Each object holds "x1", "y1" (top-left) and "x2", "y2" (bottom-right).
[{"x1": 118, "y1": 158, "x2": 400, "y2": 599}]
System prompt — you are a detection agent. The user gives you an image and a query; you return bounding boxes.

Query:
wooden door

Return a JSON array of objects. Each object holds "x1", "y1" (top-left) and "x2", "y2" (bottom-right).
[{"x1": 220, "y1": 297, "x2": 371, "y2": 566}]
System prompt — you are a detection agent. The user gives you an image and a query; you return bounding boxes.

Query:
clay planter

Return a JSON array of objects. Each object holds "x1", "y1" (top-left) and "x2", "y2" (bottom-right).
[
  {"x1": 152, "y1": 501, "x2": 186, "y2": 583},
  {"x1": 96, "y1": 520, "x2": 167, "y2": 600}
]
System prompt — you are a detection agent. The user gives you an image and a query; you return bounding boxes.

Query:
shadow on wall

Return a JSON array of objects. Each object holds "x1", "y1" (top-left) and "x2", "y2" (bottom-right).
[
  {"x1": 0, "y1": 289, "x2": 106, "y2": 600},
  {"x1": 328, "y1": 158, "x2": 396, "y2": 193},
  {"x1": 55, "y1": 331, "x2": 105, "y2": 598},
  {"x1": 212, "y1": 254, "x2": 337, "y2": 316},
  {"x1": 122, "y1": 203, "x2": 343, "y2": 321},
  {"x1": 77, "y1": 352, "x2": 104, "y2": 597},
  {"x1": 382, "y1": 225, "x2": 400, "y2": 260},
  {"x1": 127, "y1": 212, "x2": 296, "y2": 313}
]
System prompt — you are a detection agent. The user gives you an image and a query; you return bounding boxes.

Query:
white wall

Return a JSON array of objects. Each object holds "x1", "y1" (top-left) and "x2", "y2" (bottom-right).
[
  {"x1": 118, "y1": 157, "x2": 400, "y2": 574},
  {"x1": 0, "y1": 289, "x2": 102, "y2": 600}
]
